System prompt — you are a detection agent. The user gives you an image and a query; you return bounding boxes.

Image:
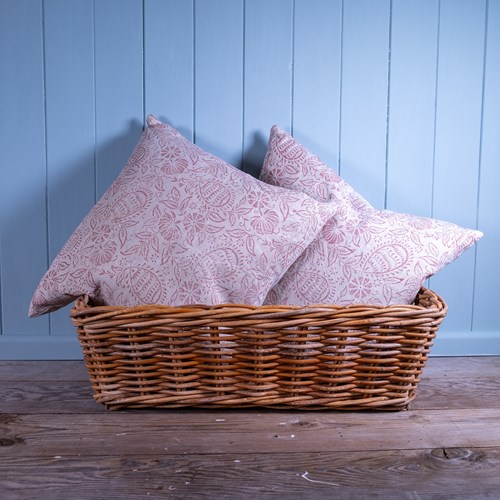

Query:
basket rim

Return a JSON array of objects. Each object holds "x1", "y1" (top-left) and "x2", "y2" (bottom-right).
[{"x1": 70, "y1": 287, "x2": 447, "y2": 321}]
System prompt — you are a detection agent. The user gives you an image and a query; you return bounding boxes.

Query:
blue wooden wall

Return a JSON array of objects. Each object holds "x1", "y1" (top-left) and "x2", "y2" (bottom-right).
[{"x1": 0, "y1": 0, "x2": 499, "y2": 359}]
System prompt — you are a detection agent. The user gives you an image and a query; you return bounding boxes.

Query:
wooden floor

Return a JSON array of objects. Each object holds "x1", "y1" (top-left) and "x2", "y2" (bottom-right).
[{"x1": 1, "y1": 357, "x2": 499, "y2": 499}]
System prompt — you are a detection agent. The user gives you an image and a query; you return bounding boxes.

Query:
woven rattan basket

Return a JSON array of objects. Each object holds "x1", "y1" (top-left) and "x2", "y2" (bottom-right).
[{"x1": 70, "y1": 287, "x2": 447, "y2": 411}]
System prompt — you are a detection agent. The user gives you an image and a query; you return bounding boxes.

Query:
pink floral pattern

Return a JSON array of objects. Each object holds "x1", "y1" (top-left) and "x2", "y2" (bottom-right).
[
  {"x1": 261, "y1": 126, "x2": 483, "y2": 306},
  {"x1": 29, "y1": 117, "x2": 336, "y2": 317}
]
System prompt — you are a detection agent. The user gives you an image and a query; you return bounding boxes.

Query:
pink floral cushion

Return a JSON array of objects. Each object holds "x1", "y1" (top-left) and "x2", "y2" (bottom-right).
[
  {"x1": 29, "y1": 116, "x2": 336, "y2": 317},
  {"x1": 260, "y1": 126, "x2": 483, "y2": 306}
]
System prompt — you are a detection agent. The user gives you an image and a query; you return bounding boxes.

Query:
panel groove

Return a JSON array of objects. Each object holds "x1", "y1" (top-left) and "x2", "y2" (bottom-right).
[
  {"x1": 41, "y1": 0, "x2": 51, "y2": 336},
  {"x1": 240, "y1": 0, "x2": 245, "y2": 169},
  {"x1": 92, "y1": 0, "x2": 97, "y2": 207},
  {"x1": 383, "y1": 0, "x2": 394, "y2": 210},
  {"x1": 141, "y1": 0, "x2": 145, "y2": 125},
  {"x1": 430, "y1": 0, "x2": 442, "y2": 219},
  {"x1": 42, "y1": 0, "x2": 50, "y2": 272},
  {"x1": 338, "y1": 0, "x2": 345, "y2": 175},
  {"x1": 471, "y1": 0, "x2": 491, "y2": 330},
  {"x1": 192, "y1": 0, "x2": 197, "y2": 144},
  {"x1": 290, "y1": 0, "x2": 296, "y2": 135}
]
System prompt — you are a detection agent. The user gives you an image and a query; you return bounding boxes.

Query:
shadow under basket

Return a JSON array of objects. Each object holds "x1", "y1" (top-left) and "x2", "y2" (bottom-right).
[{"x1": 70, "y1": 287, "x2": 447, "y2": 411}]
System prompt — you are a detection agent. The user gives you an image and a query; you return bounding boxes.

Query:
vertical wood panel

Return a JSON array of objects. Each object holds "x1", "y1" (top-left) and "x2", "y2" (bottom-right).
[
  {"x1": 94, "y1": 0, "x2": 144, "y2": 199},
  {"x1": 386, "y1": 0, "x2": 439, "y2": 215},
  {"x1": 340, "y1": 0, "x2": 391, "y2": 208},
  {"x1": 293, "y1": 0, "x2": 342, "y2": 169},
  {"x1": 0, "y1": 0, "x2": 49, "y2": 337},
  {"x1": 243, "y1": 0, "x2": 293, "y2": 175},
  {"x1": 194, "y1": 0, "x2": 243, "y2": 166},
  {"x1": 44, "y1": 0, "x2": 96, "y2": 335},
  {"x1": 144, "y1": 0, "x2": 194, "y2": 140},
  {"x1": 0, "y1": 0, "x2": 498, "y2": 358},
  {"x1": 473, "y1": 0, "x2": 500, "y2": 331},
  {"x1": 430, "y1": 0, "x2": 486, "y2": 332}
]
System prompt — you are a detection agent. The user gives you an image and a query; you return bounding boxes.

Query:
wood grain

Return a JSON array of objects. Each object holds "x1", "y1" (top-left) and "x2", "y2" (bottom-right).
[
  {"x1": 1, "y1": 371, "x2": 500, "y2": 414},
  {"x1": 1, "y1": 357, "x2": 499, "y2": 498},
  {"x1": 1, "y1": 448, "x2": 499, "y2": 499},
  {"x1": 420, "y1": 356, "x2": 500, "y2": 379},
  {"x1": 2, "y1": 357, "x2": 500, "y2": 415},
  {"x1": 0, "y1": 382, "x2": 101, "y2": 414},
  {"x1": 1, "y1": 408, "x2": 499, "y2": 458},
  {"x1": 411, "y1": 377, "x2": 500, "y2": 410},
  {"x1": 0, "y1": 361, "x2": 89, "y2": 381}
]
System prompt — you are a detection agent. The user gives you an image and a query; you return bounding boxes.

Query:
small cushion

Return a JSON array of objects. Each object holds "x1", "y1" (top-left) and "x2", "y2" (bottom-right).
[
  {"x1": 29, "y1": 117, "x2": 335, "y2": 317},
  {"x1": 260, "y1": 126, "x2": 483, "y2": 306}
]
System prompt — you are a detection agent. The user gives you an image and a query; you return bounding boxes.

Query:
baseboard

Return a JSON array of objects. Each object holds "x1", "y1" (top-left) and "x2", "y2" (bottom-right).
[
  {"x1": 430, "y1": 330, "x2": 500, "y2": 356},
  {"x1": 0, "y1": 331, "x2": 498, "y2": 360},
  {"x1": 0, "y1": 335, "x2": 83, "y2": 360}
]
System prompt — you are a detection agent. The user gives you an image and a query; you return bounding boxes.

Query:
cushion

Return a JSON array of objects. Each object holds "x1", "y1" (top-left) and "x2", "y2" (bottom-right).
[
  {"x1": 29, "y1": 116, "x2": 336, "y2": 317},
  {"x1": 260, "y1": 126, "x2": 483, "y2": 306}
]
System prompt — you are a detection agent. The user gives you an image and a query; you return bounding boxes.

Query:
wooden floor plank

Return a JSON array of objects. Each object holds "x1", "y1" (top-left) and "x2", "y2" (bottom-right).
[
  {"x1": 1, "y1": 358, "x2": 499, "y2": 498},
  {"x1": 2, "y1": 373, "x2": 500, "y2": 415},
  {"x1": 0, "y1": 381, "x2": 103, "y2": 414},
  {"x1": 1, "y1": 448, "x2": 499, "y2": 499},
  {"x1": 0, "y1": 361, "x2": 88, "y2": 381},
  {"x1": 421, "y1": 356, "x2": 500, "y2": 379},
  {"x1": 411, "y1": 376, "x2": 500, "y2": 410},
  {"x1": 1, "y1": 408, "x2": 499, "y2": 457},
  {"x1": 1, "y1": 356, "x2": 499, "y2": 382},
  {"x1": 1, "y1": 357, "x2": 500, "y2": 415}
]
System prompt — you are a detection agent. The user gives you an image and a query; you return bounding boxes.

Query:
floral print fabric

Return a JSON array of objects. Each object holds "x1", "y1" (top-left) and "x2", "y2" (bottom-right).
[
  {"x1": 261, "y1": 126, "x2": 483, "y2": 306},
  {"x1": 29, "y1": 117, "x2": 336, "y2": 316}
]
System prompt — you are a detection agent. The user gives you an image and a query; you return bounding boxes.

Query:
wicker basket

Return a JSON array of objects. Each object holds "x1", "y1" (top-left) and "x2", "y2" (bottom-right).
[{"x1": 70, "y1": 287, "x2": 447, "y2": 411}]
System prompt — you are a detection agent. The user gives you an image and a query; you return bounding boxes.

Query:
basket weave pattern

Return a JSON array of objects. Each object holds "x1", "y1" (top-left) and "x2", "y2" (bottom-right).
[{"x1": 71, "y1": 288, "x2": 447, "y2": 411}]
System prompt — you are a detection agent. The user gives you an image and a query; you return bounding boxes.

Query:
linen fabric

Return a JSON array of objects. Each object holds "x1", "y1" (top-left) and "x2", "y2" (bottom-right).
[
  {"x1": 260, "y1": 126, "x2": 483, "y2": 306},
  {"x1": 29, "y1": 117, "x2": 336, "y2": 316}
]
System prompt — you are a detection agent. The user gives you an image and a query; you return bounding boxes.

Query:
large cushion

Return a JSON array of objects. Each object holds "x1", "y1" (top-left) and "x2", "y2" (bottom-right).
[
  {"x1": 29, "y1": 117, "x2": 335, "y2": 316},
  {"x1": 260, "y1": 126, "x2": 483, "y2": 306}
]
